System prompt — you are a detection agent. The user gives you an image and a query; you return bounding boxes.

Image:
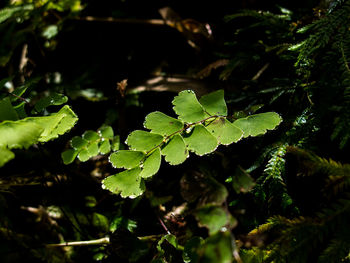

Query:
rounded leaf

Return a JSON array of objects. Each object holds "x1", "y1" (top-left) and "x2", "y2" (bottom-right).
[
  {"x1": 206, "y1": 117, "x2": 243, "y2": 145},
  {"x1": 71, "y1": 136, "x2": 88, "y2": 149},
  {"x1": 109, "y1": 150, "x2": 145, "y2": 169},
  {"x1": 172, "y1": 90, "x2": 209, "y2": 123},
  {"x1": 140, "y1": 148, "x2": 161, "y2": 178},
  {"x1": 144, "y1": 111, "x2": 183, "y2": 136},
  {"x1": 126, "y1": 130, "x2": 163, "y2": 151},
  {"x1": 78, "y1": 149, "x2": 90, "y2": 162},
  {"x1": 102, "y1": 167, "x2": 145, "y2": 198},
  {"x1": 87, "y1": 141, "x2": 99, "y2": 156},
  {"x1": 199, "y1": 90, "x2": 227, "y2": 116},
  {"x1": 194, "y1": 205, "x2": 229, "y2": 235},
  {"x1": 83, "y1": 130, "x2": 100, "y2": 141},
  {"x1": 233, "y1": 112, "x2": 282, "y2": 138},
  {"x1": 161, "y1": 134, "x2": 188, "y2": 165},
  {"x1": 61, "y1": 149, "x2": 78, "y2": 164},
  {"x1": 183, "y1": 125, "x2": 218, "y2": 156},
  {"x1": 99, "y1": 140, "x2": 111, "y2": 154},
  {"x1": 100, "y1": 126, "x2": 114, "y2": 139}
]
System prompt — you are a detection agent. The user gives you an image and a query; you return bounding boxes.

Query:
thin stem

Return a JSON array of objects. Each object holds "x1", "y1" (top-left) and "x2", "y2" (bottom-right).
[
  {"x1": 158, "y1": 216, "x2": 171, "y2": 235},
  {"x1": 144, "y1": 115, "x2": 219, "y2": 157},
  {"x1": 46, "y1": 237, "x2": 110, "y2": 247}
]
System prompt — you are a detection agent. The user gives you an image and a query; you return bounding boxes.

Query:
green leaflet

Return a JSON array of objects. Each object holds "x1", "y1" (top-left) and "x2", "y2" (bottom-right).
[
  {"x1": 0, "y1": 147, "x2": 15, "y2": 167},
  {"x1": 144, "y1": 111, "x2": 184, "y2": 136},
  {"x1": 194, "y1": 205, "x2": 229, "y2": 235},
  {"x1": 0, "y1": 97, "x2": 18, "y2": 121},
  {"x1": 102, "y1": 167, "x2": 145, "y2": 198},
  {"x1": 233, "y1": 112, "x2": 282, "y2": 138},
  {"x1": 26, "y1": 105, "x2": 78, "y2": 142},
  {"x1": 199, "y1": 90, "x2": 227, "y2": 116},
  {"x1": 0, "y1": 105, "x2": 78, "y2": 167},
  {"x1": 206, "y1": 117, "x2": 243, "y2": 145},
  {"x1": 62, "y1": 125, "x2": 118, "y2": 164},
  {"x1": 61, "y1": 149, "x2": 78, "y2": 165},
  {"x1": 33, "y1": 92, "x2": 68, "y2": 113},
  {"x1": 172, "y1": 90, "x2": 209, "y2": 123},
  {"x1": 161, "y1": 134, "x2": 188, "y2": 165},
  {"x1": 184, "y1": 125, "x2": 218, "y2": 156},
  {"x1": 109, "y1": 150, "x2": 145, "y2": 169},
  {"x1": 140, "y1": 148, "x2": 161, "y2": 178},
  {"x1": 126, "y1": 130, "x2": 164, "y2": 151},
  {"x1": 100, "y1": 126, "x2": 114, "y2": 139},
  {"x1": 99, "y1": 140, "x2": 111, "y2": 154},
  {"x1": 0, "y1": 121, "x2": 43, "y2": 149}
]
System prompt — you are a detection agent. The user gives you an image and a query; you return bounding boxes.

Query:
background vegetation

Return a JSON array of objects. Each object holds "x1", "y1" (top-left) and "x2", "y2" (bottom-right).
[{"x1": 1, "y1": 0, "x2": 350, "y2": 262}]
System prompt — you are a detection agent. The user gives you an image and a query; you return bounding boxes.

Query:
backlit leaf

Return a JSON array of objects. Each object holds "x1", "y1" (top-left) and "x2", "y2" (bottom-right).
[
  {"x1": 161, "y1": 134, "x2": 188, "y2": 165},
  {"x1": 87, "y1": 141, "x2": 99, "y2": 156},
  {"x1": 26, "y1": 105, "x2": 78, "y2": 142},
  {"x1": 0, "y1": 120, "x2": 43, "y2": 149},
  {"x1": 194, "y1": 205, "x2": 229, "y2": 235},
  {"x1": 109, "y1": 150, "x2": 145, "y2": 169},
  {"x1": 140, "y1": 148, "x2": 161, "y2": 178},
  {"x1": 172, "y1": 90, "x2": 209, "y2": 123},
  {"x1": 0, "y1": 147, "x2": 15, "y2": 167},
  {"x1": 144, "y1": 111, "x2": 183, "y2": 136},
  {"x1": 99, "y1": 140, "x2": 111, "y2": 154},
  {"x1": 100, "y1": 126, "x2": 114, "y2": 139},
  {"x1": 199, "y1": 90, "x2": 227, "y2": 116},
  {"x1": 102, "y1": 167, "x2": 145, "y2": 198},
  {"x1": 233, "y1": 112, "x2": 282, "y2": 138},
  {"x1": 126, "y1": 130, "x2": 163, "y2": 151},
  {"x1": 206, "y1": 117, "x2": 243, "y2": 145},
  {"x1": 183, "y1": 125, "x2": 218, "y2": 156},
  {"x1": 78, "y1": 149, "x2": 90, "y2": 162}
]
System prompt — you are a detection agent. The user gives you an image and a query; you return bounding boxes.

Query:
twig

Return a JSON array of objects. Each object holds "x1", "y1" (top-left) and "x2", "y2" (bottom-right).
[
  {"x1": 46, "y1": 237, "x2": 110, "y2": 247},
  {"x1": 158, "y1": 216, "x2": 171, "y2": 235},
  {"x1": 74, "y1": 16, "x2": 165, "y2": 26}
]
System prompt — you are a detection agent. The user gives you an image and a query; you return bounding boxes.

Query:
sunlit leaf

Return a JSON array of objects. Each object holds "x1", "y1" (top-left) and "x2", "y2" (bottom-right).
[
  {"x1": 0, "y1": 147, "x2": 15, "y2": 167},
  {"x1": 109, "y1": 150, "x2": 145, "y2": 169},
  {"x1": 78, "y1": 148, "x2": 90, "y2": 162},
  {"x1": 172, "y1": 90, "x2": 208, "y2": 123},
  {"x1": 144, "y1": 111, "x2": 184, "y2": 136},
  {"x1": 26, "y1": 105, "x2": 78, "y2": 142},
  {"x1": 0, "y1": 120, "x2": 43, "y2": 149},
  {"x1": 87, "y1": 141, "x2": 99, "y2": 156},
  {"x1": 99, "y1": 140, "x2": 111, "y2": 154},
  {"x1": 100, "y1": 126, "x2": 114, "y2": 139},
  {"x1": 140, "y1": 148, "x2": 161, "y2": 178},
  {"x1": 161, "y1": 134, "x2": 188, "y2": 165},
  {"x1": 102, "y1": 167, "x2": 145, "y2": 198},
  {"x1": 126, "y1": 130, "x2": 163, "y2": 151},
  {"x1": 194, "y1": 205, "x2": 229, "y2": 235},
  {"x1": 233, "y1": 112, "x2": 282, "y2": 138},
  {"x1": 206, "y1": 117, "x2": 243, "y2": 145},
  {"x1": 199, "y1": 90, "x2": 227, "y2": 116},
  {"x1": 183, "y1": 125, "x2": 218, "y2": 156}
]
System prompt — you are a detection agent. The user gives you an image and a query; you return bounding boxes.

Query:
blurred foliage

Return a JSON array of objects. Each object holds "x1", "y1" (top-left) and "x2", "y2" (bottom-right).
[{"x1": 1, "y1": 0, "x2": 350, "y2": 262}]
